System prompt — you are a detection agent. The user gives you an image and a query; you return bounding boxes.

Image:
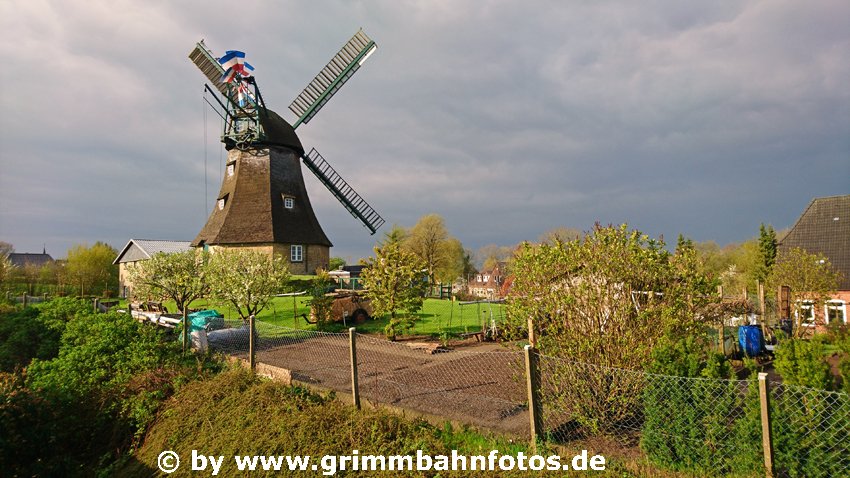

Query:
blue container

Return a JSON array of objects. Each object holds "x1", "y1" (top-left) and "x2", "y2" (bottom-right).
[{"x1": 738, "y1": 325, "x2": 764, "y2": 357}]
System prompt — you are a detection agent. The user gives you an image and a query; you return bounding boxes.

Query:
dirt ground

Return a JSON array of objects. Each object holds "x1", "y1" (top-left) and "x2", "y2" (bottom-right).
[{"x1": 240, "y1": 333, "x2": 532, "y2": 437}]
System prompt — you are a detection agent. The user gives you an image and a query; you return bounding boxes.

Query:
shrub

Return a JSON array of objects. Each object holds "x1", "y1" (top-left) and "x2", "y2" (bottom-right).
[{"x1": 641, "y1": 334, "x2": 762, "y2": 475}]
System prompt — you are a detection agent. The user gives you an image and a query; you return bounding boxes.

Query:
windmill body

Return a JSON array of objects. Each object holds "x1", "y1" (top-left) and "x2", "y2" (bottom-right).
[{"x1": 189, "y1": 32, "x2": 384, "y2": 273}]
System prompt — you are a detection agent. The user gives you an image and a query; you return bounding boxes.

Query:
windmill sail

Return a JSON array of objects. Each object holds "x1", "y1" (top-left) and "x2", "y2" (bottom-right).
[
  {"x1": 188, "y1": 41, "x2": 229, "y2": 97},
  {"x1": 302, "y1": 148, "x2": 385, "y2": 235},
  {"x1": 289, "y1": 29, "x2": 377, "y2": 128}
]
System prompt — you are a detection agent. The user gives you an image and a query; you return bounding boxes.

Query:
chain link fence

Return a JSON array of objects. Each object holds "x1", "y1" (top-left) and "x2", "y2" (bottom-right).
[{"x1": 204, "y1": 317, "x2": 849, "y2": 477}]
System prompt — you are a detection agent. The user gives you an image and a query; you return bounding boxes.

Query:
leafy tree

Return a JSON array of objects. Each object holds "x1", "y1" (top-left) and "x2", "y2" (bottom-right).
[
  {"x1": 328, "y1": 257, "x2": 346, "y2": 271},
  {"x1": 0, "y1": 254, "x2": 14, "y2": 290},
  {"x1": 768, "y1": 247, "x2": 842, "y2": 336},
  {"x1": 378, "y1": 224, "x2": 408, "y2": 248},
  {"x1": 507, "y1": 224, "x2": 716, "y2": 432},
  {"x1": 755, "y1": 223, "x2": 777, "y2": 282},
  {"x1": 361, "y1": 242, "x2": 427, "y2": 340},
  {"x1": 404, "y1": 214, "x2": 453, "y2": 284},
  {"x1": 65, "y1": 242, "x2": 118, "y2": 296},
  {"x1": 125, "y1": 250, "x2": 208, "y2": 314},
  {"x1": 205, "y1": 249, "x2": 290, "y2": 320}
]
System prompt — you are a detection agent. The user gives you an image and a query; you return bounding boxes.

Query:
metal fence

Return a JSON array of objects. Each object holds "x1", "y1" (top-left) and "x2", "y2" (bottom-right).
[{"x1": 206, "y1": 318, "x2": 850, "y2": 477}]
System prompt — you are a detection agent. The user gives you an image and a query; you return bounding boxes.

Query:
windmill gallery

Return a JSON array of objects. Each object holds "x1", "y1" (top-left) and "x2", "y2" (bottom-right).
[{"x1": 119, "y1": 30, "x2": 384, "y2": 283}]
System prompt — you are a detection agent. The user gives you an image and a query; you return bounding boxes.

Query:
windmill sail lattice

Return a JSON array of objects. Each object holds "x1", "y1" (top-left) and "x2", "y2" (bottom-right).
[
  {"x1": 288, "y1": 29, "x2": 376, "y2": 128},
  {"x1": 188, "y1": 41, "x2": 229, "y2": 97},
  {"x1": 302, "y1": 148, "x2": 385, "y2": 235}
]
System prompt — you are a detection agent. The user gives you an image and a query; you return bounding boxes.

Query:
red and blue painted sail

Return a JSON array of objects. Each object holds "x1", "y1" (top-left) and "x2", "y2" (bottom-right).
[{"x1": 218, "y1": 50, "x2": 254, "y2": 83}]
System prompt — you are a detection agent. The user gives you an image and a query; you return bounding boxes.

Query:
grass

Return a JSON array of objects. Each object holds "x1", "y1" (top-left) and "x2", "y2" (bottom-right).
[
  {"x1": 120, "y1": 367, "x2": 672, "y2": 477},
  {"x1": 165, "y1": 296, "x2": 507, "y2": 339}
]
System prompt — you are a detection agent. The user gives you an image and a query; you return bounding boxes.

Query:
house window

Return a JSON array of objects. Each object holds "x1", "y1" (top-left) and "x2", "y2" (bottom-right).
[
  {"x1": 217, "y1": 195, "x2": 228, "y2": 210},
  {"x1": 826, "y1": 300, "x2": 847, "y2": 325},
  {"x1": 227, "y1": 162, "x2": 235, "y2": 177},
  {"x1": 476, "y1": 275, "x2": 482, "y2": 282},
  {"x1": 483, "y1": 275, "x2": 490, "y2": 283},
  {"x1": 283, "y1": 196, "x2": 294, "y2": 209},
  {"x1": 796, "y1": 301, "x2": 815, "y2": 327},
  {"x1": 291, "y1": 245, "x2": 303, "y2": 262}
]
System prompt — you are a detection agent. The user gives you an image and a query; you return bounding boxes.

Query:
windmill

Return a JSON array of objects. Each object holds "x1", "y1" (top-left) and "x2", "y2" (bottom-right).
[{"x1": 188, "y1": 30, "x2": 384, "y2": 273}]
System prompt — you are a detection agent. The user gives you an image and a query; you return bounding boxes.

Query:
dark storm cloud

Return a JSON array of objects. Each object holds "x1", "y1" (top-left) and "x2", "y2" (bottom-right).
[{"x1": 1, "y1": 0, "x2": 847, "y2": 260}]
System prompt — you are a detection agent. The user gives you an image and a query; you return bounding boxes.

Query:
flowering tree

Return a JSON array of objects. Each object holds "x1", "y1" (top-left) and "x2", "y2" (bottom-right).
[
  {"x1": 125, "y1": 250, "x2": 208, "y2": 314},
  {"x1": 205, "y1": 249, "x2": 290, "y2": 320}
]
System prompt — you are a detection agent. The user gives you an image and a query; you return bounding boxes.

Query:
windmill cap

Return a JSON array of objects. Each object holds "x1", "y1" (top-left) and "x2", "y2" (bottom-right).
[{"x1": 257, "y1": 108, "x2": 304, "y2": 155}]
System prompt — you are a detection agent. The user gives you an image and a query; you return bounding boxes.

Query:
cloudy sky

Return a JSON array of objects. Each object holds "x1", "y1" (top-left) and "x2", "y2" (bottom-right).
[{"x1": 1, "y1": 0, "x2": 848, "y2": 263}]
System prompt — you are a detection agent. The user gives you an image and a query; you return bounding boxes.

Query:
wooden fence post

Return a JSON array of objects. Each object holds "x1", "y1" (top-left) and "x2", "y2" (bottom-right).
[
  {"x1": 758, "y1": 373, "x2": 775, "y2": 478},
  {"x1": 93, "y1": 297, "x2": 99, "y2": 313},
  {"x1": 349, "y1": 327, "x2": 361, "y2": 409},
  {"x1": 524, "y1": 344, "x2": 543, "y2": 446},
  {"x1": 248, "y1": 314, "x2": 256, "y2": 371},
  {"x1": 22, "y1": 293, "x2": 28, "y2": 308},
  {"x1": 182, "y1": 308, "x2": 190, "y2": 355}
]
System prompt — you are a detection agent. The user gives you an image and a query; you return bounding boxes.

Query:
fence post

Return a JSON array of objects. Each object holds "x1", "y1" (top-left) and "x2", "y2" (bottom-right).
[
  {"x1": 349, "y1": 327, "x2": 361, "y2": 409},
  {"x1": 758, "y1": 373, "x2": 775, "y2": 478},
  {"x1": 93, "y1": 297, "x2": 99, "y2": 313},
  {"x1": 248, "y1": 314, "x2": 256, "y2": 371},
  {"x1": 182, "y1": 308, "x2": 190, "y2": 355},
  {"x1": 524, "y1": 344, "x2": 543, "y2": 446}
]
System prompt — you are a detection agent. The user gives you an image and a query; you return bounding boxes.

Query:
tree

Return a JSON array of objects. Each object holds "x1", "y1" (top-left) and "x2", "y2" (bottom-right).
[
  {"x1": 768, "y1": 247, "x2": 842, "y2": 336},
  {"x1": 476, "y1": 243, "x2": 514, "y2": 271},
  {"x1": 507, "y1": 224, "x2": 716, "y2": 432},
  {"x1": 328, "y1": 257, "x2": 346, "y2": 271},
  {"x1": 360, "y1": 242, "x2": 427, "y2": 340},
  {"x1": 378, "y1": 224, "x2": 408, "y2": 248},
  {"x1": 404, "y1": 214, "x2": 451, "y2": 284},
  {"x1": 125, "y1": 250, "x2": 208, "y2": 314},
  {"x1": 538, "y1": 226, "x2": 583, "y2": 245},
  {"x1": 755, "y1": 223, "x2": 777, "y2": 282},
  {"x1": 65, "y1": 242, "x2": 118, "y2": 296},
  {"x1": 205, "y1": 249, "x2": 291, "y2": 320}
]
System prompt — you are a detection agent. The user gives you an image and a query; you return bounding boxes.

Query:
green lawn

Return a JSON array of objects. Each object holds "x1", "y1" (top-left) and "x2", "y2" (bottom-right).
[{"x1": 174, "y1": 296, "x2": 507, "y2": 339}]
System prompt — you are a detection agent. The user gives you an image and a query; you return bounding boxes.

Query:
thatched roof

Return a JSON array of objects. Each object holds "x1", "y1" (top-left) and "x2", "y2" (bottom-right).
[
  {"x1": 192, "y1": 146, "x2": 332, "y2": 248},
  {"x1": 778, "y1": 195, "x2": 850, "y2": 290}
]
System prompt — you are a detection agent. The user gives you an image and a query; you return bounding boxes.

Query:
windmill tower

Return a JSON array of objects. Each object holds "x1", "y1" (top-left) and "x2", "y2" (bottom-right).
[{"x1": 188, "y1": 30, "x2": 384, "y2": 273}]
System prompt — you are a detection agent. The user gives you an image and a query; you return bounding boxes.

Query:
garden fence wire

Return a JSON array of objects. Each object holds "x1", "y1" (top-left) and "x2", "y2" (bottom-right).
[{"x1": 206, "y1": 318, "x2": 849, "y2": 477}]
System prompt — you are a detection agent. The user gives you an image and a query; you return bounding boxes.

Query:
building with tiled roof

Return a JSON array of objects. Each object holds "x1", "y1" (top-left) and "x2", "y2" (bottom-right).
[
  {"x1": 113, "y1": 239, "x2": 192, "y2": 298},
  {"x1": 778, "y1": 195, "x2": 850, "y2": 327}
]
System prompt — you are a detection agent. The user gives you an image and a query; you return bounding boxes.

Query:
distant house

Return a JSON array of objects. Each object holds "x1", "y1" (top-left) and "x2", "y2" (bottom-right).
[
  {"x1": 113, "y1": 239, "x2": 192, "y2": 298},
  {"x1": 778, "y1": 195, "x2": 850, "y2": 328},
  {"x1": 469, "y1": 262, "x2": 508, "y2": 299},
  {"x1": 8, "y1": 250, "x2": 54, "y2": 269}
]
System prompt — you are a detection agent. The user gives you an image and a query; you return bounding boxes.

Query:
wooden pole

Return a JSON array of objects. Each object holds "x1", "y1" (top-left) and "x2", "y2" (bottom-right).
[
  {"x1": 758, "y1": 280, "x2": 767, "y2": 332},
  {"x1": 182, "y1": 308, "x2": 189, "y2": 355},
  {"x1": 717, "y1": 286, "x2": 725, "y2": 355},
  {"x1": 758, "y1": 373, "x2": 775, "y2": 477},
  {"x1": 248, "y1": 314, "x2": 256, "y2": 371},
  {"x1": 349, "y1": 327, "x2": 361, "y2": 409},
  {"x1": 524, "y1": 344, "x2": 543, "y2": 446},
  {"x1": 22, "y1": 293, "x2": 27, "y2": 308},
  {"x1": 527, "y1": 317, "x2": 536, "y2": 348}
]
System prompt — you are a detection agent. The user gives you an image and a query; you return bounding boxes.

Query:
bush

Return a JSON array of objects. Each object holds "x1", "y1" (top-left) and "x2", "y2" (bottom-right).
[
  {"x1": 1, "y1": 306, "x2": 221, "y2": 476},
  {"x1": 641, "y1": 334, "x2": 762, "y2": 475}
]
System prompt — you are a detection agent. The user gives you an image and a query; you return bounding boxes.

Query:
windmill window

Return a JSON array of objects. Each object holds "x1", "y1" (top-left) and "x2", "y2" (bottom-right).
[
  {"x1": 283, "y1": 196, "x2": 294, "y2": 209},
  {"x1": 227, "y1": 162, "x2": 235, "y2": 177},
  {"x1": 291, "y1": 245, "x2": 303, "y2": 262},
  {"x1": 217, "y1": 195, "x2": 228, "y2": 211}
]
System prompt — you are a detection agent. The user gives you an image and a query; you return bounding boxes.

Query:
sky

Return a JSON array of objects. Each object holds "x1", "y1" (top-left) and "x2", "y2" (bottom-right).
[{"x1": 1, "y1": 0, "x2": 848, "y2": 264}]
